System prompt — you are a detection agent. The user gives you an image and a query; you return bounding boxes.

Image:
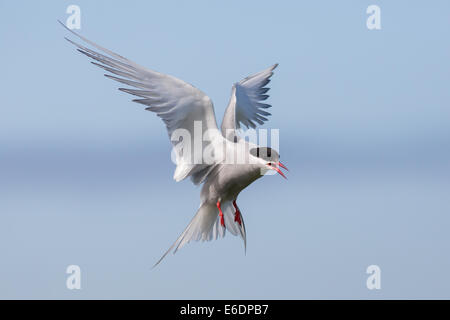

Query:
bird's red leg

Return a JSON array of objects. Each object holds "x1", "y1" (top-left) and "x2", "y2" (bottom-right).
[
  {"x1": 216, "y1": 200, "x2": 225, "y2": 227},
  {"x1": 232, "y1": 200, "x2": 242, "y2": 225}
]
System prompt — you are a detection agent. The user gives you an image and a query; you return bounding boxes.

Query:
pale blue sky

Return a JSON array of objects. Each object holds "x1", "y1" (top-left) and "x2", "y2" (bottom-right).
[{"x1": 1, "y1": 1, "x2": 449, "y2": 299}]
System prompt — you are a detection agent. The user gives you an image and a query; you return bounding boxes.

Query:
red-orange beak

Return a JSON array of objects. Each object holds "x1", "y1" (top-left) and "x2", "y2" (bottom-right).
[
  {"x1": 278, "y1": 161, "x2": 289, "y2": 171},
  {"x1": 268, "y1": 162, "x2": 288, "y2": 179}
]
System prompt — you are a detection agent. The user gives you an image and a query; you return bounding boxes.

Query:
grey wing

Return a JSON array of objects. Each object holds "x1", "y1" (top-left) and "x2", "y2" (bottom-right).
[
  {"x1": 60, "y1": 21, "x2": 222, "y2": 183},
  {"x1": 220, "y1": 64, "x2": 278, "y2": 141}
]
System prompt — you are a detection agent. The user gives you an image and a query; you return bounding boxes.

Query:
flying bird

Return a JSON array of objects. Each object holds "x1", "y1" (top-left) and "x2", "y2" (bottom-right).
[{"x1": 60, "y1": 22, "x2": 288, "y2": 266}]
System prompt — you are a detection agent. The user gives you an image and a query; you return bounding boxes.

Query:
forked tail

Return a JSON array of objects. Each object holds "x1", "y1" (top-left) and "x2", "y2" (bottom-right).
[{"x1": 152, "y1": 200, "x2": 246, "y2": 268}]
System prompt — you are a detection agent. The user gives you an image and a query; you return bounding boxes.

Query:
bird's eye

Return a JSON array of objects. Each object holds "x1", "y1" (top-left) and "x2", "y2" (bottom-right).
[{"x1": 267, "y1": 162, "x2": 272, "y2": 166}]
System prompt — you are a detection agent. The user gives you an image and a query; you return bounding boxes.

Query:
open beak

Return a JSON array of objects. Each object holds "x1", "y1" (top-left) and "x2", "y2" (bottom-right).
[
  {"x1": 278, "y1": 161, "x2": 289, "y2": 171},
  {"x1": 268, "y1": 162, "x2": 288, "y2": 179}
]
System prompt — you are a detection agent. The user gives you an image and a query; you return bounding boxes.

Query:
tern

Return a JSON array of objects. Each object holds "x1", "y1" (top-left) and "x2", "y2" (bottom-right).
[{"x1": 60, "y1": 22, "x2": 288, "y2": 266}]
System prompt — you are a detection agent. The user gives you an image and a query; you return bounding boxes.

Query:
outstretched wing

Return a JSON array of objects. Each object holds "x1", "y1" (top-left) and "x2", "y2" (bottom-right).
[
  {"x1": 60, "y1": 21, "x2": 221, "y2": 182},
  {"x1": 221, "y1": 64, "x2": 278, "y2": 141}
]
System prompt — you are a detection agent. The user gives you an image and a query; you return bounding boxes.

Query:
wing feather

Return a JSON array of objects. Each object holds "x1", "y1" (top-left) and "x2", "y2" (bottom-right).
[
  {"x1": 60, "y1": 21, "x2": 222, "y2": 182},
  {"x1": 221, "y1": 64, "x2": 278, "y2": 140}
]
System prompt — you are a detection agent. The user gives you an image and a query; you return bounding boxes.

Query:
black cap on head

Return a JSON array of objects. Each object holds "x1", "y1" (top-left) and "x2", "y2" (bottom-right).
[{"x1": 250, "y1": 147, "x2": 279, "y2": 162}]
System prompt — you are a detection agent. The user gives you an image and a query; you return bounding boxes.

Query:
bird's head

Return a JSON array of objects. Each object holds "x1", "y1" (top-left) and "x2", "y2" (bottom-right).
[{"x1": 249, "y1": 147, "x2": 288, "y2": 179}]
